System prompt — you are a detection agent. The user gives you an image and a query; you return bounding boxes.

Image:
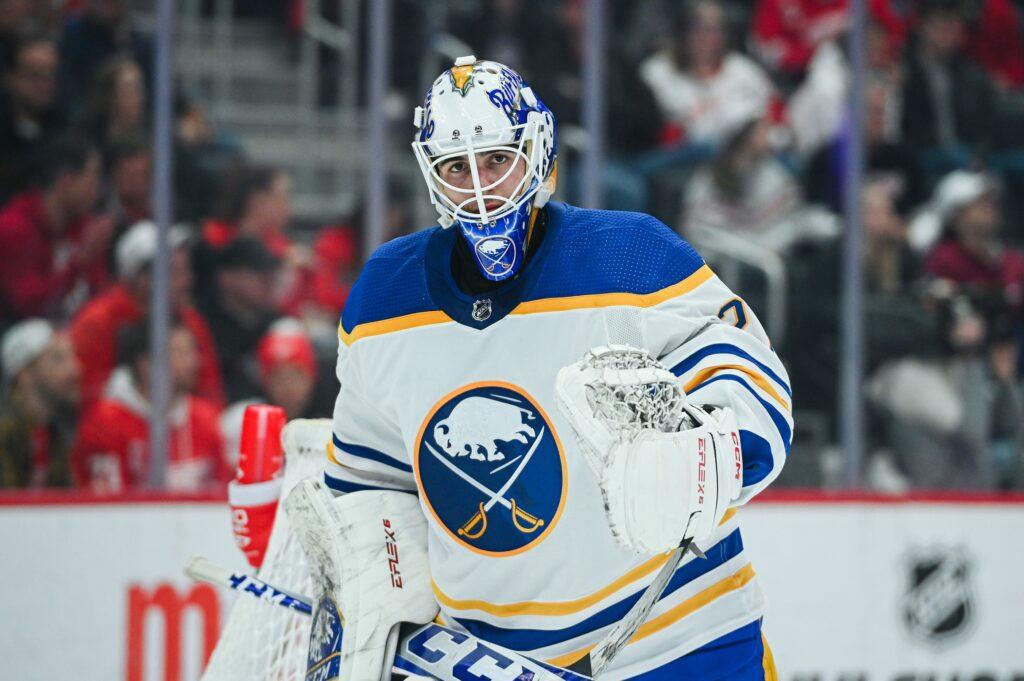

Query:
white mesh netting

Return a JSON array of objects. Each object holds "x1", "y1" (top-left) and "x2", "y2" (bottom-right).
[
  {"x1": 201, "y1": 419, "x2": 332, "y2": 681},
  {"x1": 582, "y1": 346, "x2": 694, "y2": 435}
]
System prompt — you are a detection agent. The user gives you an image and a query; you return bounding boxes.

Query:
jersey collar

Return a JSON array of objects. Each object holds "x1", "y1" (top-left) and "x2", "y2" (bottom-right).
[{"x1": 424, "y1": 202, "x2": 566, "y2": 330}]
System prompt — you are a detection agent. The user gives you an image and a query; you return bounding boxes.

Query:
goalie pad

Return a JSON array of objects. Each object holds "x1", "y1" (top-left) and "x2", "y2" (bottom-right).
[
  {"x1": 555, "y1": 346, "x2": 743, "y2": 553},
  {"x1": 286, "y1": 479, "x2": 438, "y2": 681}
]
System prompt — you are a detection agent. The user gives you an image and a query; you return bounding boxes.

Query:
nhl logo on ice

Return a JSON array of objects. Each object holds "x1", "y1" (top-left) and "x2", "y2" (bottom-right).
[
  {"x1": 475, "y1": 236, "x2": 516, "y2": 278},
  {"x1": 415, "y1": 382, "x2": 567, "y2": 555},
  {"x1": 901, "y1": 546, "x2": 975, "y2": 646}
]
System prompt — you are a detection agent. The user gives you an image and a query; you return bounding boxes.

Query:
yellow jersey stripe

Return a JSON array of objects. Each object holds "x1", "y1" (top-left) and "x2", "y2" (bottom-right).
[
  {"x1": 326, "y1": 440, "x2": 341, "y2": 466},
  {"x1": 547, "y1": 562, "x2": 757, "y2": 668},
  {"x1": 339, "y1": 264, "x2": 715, "y2": 345},
  {"x1": 434, "y1": 508, "x2": 737, "y2": 618},
  {"x1": 339, "y1": 309, "x2": 454, "y2": 346},
  {"x1": 684, "y1": 364, "x2": 791, "y2": 412},
  {"x1": 762, "y1": 633, "x2": 778, "y2": 681},
  {"x1": 510, "y1": 265, "x2": 714, "y2": 316}
]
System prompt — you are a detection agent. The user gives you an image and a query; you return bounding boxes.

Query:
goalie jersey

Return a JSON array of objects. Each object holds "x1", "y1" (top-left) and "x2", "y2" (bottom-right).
[{"x1": 327, "y1": 202, "x2": 790, "y2": 679}]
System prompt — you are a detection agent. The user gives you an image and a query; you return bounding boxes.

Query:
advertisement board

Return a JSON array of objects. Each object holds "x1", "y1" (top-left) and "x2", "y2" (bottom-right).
[
  {"x1": 744, "y1": 498, "x2": 1024, "y2": 679},
  {"x1": 1, "y1": 494, "x2": 1022, "y2": 680}
]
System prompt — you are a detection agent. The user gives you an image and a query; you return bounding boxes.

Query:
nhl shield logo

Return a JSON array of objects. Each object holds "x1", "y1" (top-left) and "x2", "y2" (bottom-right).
[
  {"x1": 471, "y1": 298, "x2": 492, "y2": 322},
  {"x1": 902, "y1": 547, "x2": 975, "y2": 646},
  {"x1": 415, "y1": 382, "x2": 566, "y2": 556}
]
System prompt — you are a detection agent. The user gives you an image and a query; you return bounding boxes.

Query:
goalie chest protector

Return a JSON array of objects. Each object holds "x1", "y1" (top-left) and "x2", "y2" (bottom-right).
[{"x1": 329, "y1": 202, "x2": 786, "y2": 678}]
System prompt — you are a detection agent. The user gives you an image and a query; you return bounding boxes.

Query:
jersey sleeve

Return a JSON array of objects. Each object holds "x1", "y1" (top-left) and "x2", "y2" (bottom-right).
[
  {"x1": 325, "y1": 339, "x2": 417, "y2": 496},
  {"x1": 645, "y1": 270, "x2": 792, "y2": 504}
]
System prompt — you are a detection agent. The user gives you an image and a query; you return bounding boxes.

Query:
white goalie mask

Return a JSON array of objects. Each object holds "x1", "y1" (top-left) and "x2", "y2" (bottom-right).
[{"x1": 412, "y1": 56, "x2": 557, "y2": 282}]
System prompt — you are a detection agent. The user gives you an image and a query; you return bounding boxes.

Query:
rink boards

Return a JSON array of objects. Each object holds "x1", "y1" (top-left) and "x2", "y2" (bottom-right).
[{"x1": 1, "y1": 491, "x2": 1022, "y2": 680}]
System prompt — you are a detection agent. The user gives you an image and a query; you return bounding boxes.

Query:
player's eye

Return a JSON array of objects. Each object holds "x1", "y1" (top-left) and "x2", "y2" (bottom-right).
[
  {"x1": 489, "y1": 151, "x2": 510, "y2": 166},
  {"x1": 440, "y1": 159, "x2": 467, "y2": 178}
]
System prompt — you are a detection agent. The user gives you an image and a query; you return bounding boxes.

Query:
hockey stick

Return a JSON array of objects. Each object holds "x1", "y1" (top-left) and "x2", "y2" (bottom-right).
[
  {"x1": 565, "y1": 539, "x2": 705, "y2": 677},
  {"x1": 185, "y1": 556, "x2": 591, "y2": 681}
]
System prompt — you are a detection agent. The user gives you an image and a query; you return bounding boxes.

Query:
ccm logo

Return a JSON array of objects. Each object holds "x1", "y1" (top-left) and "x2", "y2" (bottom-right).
[
  {"x1": 696, "y1": 437, "x2": 707, "y2": 504},
  {"x1": 731, "y1": 431, "x2": 742, "y2": 481},
  {"x1": 383, "y1": 519, "x2": 403, "y2": 588}
]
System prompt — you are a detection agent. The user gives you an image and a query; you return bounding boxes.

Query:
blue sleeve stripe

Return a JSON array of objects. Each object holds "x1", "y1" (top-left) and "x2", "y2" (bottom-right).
[
  {"x1": 671, "y1": 343, "x2": 791, "y2": 398},
  {"x1": 687, "y1": 375, "x2": 792, "y2": 456},
  {"x1": 739, "y1": 429, "x2": 776, "y2": 488},
  {"x1": 323, "y1": 473, "x2": 397, "y2": 495},
  {"x1": 451, "y1": 529, "x2": 744, "y2": 651},
  {"x1": 332, "y1": 434, "x2": 413, "y2": 474}
]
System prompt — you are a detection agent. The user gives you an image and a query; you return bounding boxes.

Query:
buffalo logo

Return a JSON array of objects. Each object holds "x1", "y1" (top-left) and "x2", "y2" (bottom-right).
[
  {"x1": 475, "y1": 236, "x2": 515, "y2": 278},
  {"x1": 902, "y1": 547, "x2": 975, "y2": 646},
  {"x1": 448, "y1": 63, "x2": 475, "y2": 97},
  {"x1": 306, "y1": 596, "x2": 342, "y2": 680},
  {"x1": 416, "y1": 383, "x2": 566, "y2": 555}
]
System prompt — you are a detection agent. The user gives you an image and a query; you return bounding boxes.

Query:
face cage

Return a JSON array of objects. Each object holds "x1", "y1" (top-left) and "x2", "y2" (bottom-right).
[{"x1": 412, "y1": 119, "x2": 548, "y2": 228}]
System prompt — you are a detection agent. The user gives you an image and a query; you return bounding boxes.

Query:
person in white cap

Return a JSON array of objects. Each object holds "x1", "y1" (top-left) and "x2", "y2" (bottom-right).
[
  {"x1": 68, "y1": 219, "x2": 225, "y2": 406},
  {"x1": 0, "y1": 318, "x2": 82, "y2": 488}
]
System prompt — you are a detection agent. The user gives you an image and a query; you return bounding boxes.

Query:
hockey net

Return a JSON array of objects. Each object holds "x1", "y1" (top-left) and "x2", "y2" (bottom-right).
[{"x1": 201, "y1": 419, "x2": 331, "y2": 681}]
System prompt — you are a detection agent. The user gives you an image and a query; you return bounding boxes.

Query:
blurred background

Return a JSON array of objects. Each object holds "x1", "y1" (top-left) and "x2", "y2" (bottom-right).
[
  {"x1": 1, "y1": 0, "x2": 1024, "y2": 678},
  {"x1": 3, "y1": 0, "x2": 1024, "y2": 495}
]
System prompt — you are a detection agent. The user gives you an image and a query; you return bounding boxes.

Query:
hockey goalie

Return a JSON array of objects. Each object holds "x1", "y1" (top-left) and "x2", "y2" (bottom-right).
[{"x1": 226, "y1": 56, "x2": 790, "y2": 681}]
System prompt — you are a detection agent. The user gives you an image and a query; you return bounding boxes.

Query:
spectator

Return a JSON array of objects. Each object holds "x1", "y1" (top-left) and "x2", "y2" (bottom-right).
[
  {"x1": 785, "y1": 181, "x2": 942, "y2": 488},
  {"x1": 80, "y1": 53, "x2": 146, "y2": 157},
  {"x1": 0, "y1": 0, "x2": 32, "y2": 67},
  {"x1": 311, "y1": 220, "x2": 359, "y2": 317},
  {"x1": 0, "y1": 31, "x2": 66, "y2": 201},
  {"x1": 197, "y1": 237, "x2": 281, "y2": 403},
  {"x1": 69, "y1": 220, "x2": 224, "y2": 406},
  {"x1": 0, "y1": 319, "x2": 81, "y2": 488},
  {"x1": 961, "y1": 0, "x2": 1024, "y2": 89},
  {"x1": 219, "y1": 319, "x2": 320, "y2": 464},
  {"x1": 640, "y1": 0, "x2": 774, "y2": 148},
  {"x1": 254, "y1": 319, "x2": 317, "y2": 419},
  {"x1": 198, "y1": 164, "x2": 312, "y2": 315},
  {"x1": 901, "y1": 0, "x2": 996, "y2": 155},
  {"x1": 751, "y1": 0, "x2": 906, "y2": 81},
  {"x1": 58, "y1": 0, "x2": 152, "y2": 117},
  {"x1": 71, "y1": 316, "x2": 228, "y2": 493},
  {"x1": 0, "y1": 134, "x2": 111, "y2": 324},
  {"x1": 682, "y1": 107, "x2": 817, "y2": 253},
  {"x1": 310, "y1": 185, "x2": 412, "y2": 319},
  {"x1": 174, "y1": 93, "x2": 241, "y2": 223},
  {"x1": 923, "y1": 171, "x2": 1024, "y2": 308},
  {"x1": 884, "y1": 169, "x2": 1024, "y2": 489},
  {"x1": 102, "y1": 133, "x2": 151, "y2": 236},
  {"x1": 806, "y1": 79, "x2": 926, "y2": 215},
  {"x1": 517, "y1": 1, "x2": 661, "y2": 209}
]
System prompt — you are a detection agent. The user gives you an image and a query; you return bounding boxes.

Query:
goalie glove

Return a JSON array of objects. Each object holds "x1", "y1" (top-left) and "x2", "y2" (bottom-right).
[
  {"x1": 555, "y1": 346, "x2": 744, "y2": 553},
  {"x1": 286, "y1": 480, "x2": 439, "y2": 681}
]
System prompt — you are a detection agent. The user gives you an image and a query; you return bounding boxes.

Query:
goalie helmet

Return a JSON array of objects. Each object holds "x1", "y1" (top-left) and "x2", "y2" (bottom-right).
[{"x1": 412, "y1": 56, "x2": 557, "y2": 282}]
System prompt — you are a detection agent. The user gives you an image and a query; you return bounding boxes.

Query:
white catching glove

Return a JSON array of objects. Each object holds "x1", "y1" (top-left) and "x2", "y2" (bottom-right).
[
  {"x1": 286, "y1": 481, "x2": 439, "y2": 681},
  {"x1": 555, "y1": 345, "x2": 744, "y2": 553}
]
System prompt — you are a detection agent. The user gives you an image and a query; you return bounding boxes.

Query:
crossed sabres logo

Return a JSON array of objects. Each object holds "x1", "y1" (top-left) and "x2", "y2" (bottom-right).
[
  {"x1": 416, "y1": 383, "x2": 566, "y2": 555},
  {"x1": 475, "y1": 236, "x2": 515, "y2": 277}
]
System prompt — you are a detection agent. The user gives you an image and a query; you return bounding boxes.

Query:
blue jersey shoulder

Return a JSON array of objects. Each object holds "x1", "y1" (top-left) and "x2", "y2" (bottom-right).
[
  {"x1": 527, "y1": 203, "x2": 705, "y2": 300},
  {"x1": 340, "y1": 228, "x2": 439, "y2": 334}
]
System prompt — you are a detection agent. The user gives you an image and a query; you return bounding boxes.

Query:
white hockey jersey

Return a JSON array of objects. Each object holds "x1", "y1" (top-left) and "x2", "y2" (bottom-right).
[{"x1": 327, "y1": 202, "x2": 791, "y2": 679}]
